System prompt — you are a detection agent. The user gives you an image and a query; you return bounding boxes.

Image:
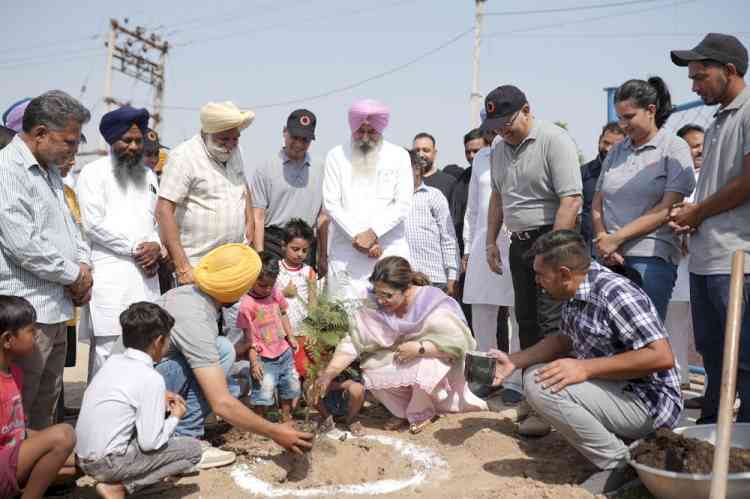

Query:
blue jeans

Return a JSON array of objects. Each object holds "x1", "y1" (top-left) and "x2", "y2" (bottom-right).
[
  {"x1": 690, "y1": 273, "x2": 750, "y2": 423},
  {"x1": 250, "y1": 349, "x2": 301, "y2": 406},
  {"x1": 624, "y1": 256, "x2": 677, "y2": 322},
  {"x1": 155, "y1": 336, "x2": 237, "y2": 438}
]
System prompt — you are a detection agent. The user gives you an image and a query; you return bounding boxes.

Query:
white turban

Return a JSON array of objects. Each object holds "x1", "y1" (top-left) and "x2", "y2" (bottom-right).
[{"x1": 200, "y1": 101, "x2": 255, "y2": 134}]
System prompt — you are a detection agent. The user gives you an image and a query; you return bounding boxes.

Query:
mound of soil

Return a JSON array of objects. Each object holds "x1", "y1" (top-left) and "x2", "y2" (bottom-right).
[
  {"x1": 249, "y1": 434, "x2": 415, "y2": 487},
  {"x1": 632, "y1": 428, "x2": 750, "y2": 474}
]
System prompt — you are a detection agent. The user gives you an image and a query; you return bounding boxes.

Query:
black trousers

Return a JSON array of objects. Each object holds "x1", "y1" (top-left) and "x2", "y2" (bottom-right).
[{"x1": 508, "y1": 231, "x2": 564, "y2": 350}]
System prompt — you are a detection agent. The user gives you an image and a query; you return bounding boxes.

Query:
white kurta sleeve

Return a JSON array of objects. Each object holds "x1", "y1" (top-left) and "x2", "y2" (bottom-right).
[
  {"x1": 77, "y1": 165, "x2": 138, "y2": 256},
  {"x1": 322, "y1": 149, "x2": 360, "y2": 239},
  {"x1": 371, "y1": 149, "x2": 412, "y2": 238},
  {"x1": 463, "y1": 157, "x2": 480, "y2": 254},
  {"x1": 135, "y1": 375, "x2": 179, "y2": 451}
]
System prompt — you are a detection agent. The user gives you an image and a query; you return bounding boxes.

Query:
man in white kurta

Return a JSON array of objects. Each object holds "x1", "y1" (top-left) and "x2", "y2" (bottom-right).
[
  {"x1": 77, "y1": 106, "x2": 162, "y2": 381},
  {"x1": 323, "y1": 99, "x2": 412, "y2": 299}
]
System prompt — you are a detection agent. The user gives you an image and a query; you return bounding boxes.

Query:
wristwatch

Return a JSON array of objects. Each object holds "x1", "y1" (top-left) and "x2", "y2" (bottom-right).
[{"x1": 418, "y1": 341, "x2": 426, "y2": 356}]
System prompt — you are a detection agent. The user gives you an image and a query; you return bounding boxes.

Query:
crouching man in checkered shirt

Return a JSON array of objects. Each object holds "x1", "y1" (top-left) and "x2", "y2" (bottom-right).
[{"x1": 490, "y1": 229, "x2": 682, "y2": 496}]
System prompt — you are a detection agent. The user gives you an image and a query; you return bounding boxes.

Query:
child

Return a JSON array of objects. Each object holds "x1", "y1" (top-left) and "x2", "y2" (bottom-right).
[
  {"x1": 316, "y1": 367, "x2": 366, "y2": 437},
  {"x1": 277, "y1": 218, "x2": 317, "y2": 377},
  {"x1": 0, "y1": 295, "x2": 77, "y2": 499},
  {"x1": 75, "y1": 302, "x2": 202, "y2": 499},
  {"x1": 236, "y1": 252, "x2": 301, "y2": 422}
]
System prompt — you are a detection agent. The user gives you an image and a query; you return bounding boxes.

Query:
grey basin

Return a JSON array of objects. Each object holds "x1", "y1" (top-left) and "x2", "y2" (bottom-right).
[{"x1": 627, "y1": 423, "x2": 750, "y2": 499}]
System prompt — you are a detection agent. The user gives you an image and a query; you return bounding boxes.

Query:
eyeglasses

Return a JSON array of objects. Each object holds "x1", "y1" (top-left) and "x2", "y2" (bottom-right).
[{"x1": 374, "y1": 289, "x2": 402, "y2": 301}]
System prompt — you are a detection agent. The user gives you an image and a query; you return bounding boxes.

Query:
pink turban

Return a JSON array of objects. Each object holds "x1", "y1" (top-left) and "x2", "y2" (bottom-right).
[
  {"x1": 348, "y1": 99, "x2": 390, "y2": 134},
  {"x1": 3, "y1": 98, "x2": 31, "y2": 133}
]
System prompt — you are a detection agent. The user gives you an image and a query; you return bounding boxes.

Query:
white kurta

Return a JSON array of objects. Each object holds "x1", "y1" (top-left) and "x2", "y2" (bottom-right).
[
  {"x1": 323, "y1": 140, "x2": 412, "y2": 298},
  {"x1": 76, "y1": 157, "x2": 161, "y2": 339},
  {"x1": 463, "y1": 147, "x2": 514, "y2": 306}
]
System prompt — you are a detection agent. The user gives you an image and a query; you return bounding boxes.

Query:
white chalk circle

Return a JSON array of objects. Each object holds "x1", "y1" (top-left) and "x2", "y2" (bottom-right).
[{"x1": 230, "y1": 429, "x2": 449, "y2": 497}]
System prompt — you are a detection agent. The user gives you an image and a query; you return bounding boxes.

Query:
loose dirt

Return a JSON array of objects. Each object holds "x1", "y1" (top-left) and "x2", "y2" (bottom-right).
[
  {"x1": 632, "y1": 428, "x2": 750, "y2": 474},
  {"x1": 61, "y1": 345, "x2": 599, "y2": 498}
]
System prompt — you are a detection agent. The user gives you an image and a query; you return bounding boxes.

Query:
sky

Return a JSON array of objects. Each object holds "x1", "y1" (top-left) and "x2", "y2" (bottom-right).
[{"x1": 2, "y1": 0, "x2": 748, "y2": 168}]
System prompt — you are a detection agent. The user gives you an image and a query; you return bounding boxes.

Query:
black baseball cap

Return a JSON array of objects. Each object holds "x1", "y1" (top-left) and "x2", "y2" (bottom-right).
[
  {"x1": 671, "y1": 33, "x2": 748, "y2": 76},
  {"x1": 480, "y1": 85, "x2": 528, "y2": 133},
  {"x1": 286, "y1": 109, "x2": 316, "y2": 140},
  {"x1": 143, "y1": 128, "x2": 160, "y2": 153}
]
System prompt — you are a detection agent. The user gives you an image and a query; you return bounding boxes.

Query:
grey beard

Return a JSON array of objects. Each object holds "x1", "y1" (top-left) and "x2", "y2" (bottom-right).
[{"x1": 112, "y1": 152, "x2": 146, "y2": 188}]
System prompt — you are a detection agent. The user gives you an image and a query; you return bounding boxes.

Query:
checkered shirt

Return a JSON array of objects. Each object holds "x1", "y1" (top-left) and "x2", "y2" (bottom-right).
[
  {"x1": 561, "y1": 262, "x2": 683, "y2": 429},
  {"x1": 405, "y1": 184, "x2": 459, "y2": 285}
]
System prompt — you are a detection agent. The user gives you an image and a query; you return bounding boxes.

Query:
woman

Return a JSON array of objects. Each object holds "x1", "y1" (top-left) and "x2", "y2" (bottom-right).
[
  {"x1": 592, "y1": 77, "x2": 695, "y2": 320},
  {"x1": 314, "y1": 257, "x2": 486, "y2": 434}
]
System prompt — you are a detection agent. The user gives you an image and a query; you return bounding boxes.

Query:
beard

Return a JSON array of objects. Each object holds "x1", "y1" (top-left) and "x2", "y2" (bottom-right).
[
  {"x1": 204, "y1": 135, "x2": 234, "y2": 163},
  {"x1": 351, "y1": 135, "x2": 383, "y2": 174},
  {"x1": 112, "y1": 150, "x2": 146, "y2": 189}
]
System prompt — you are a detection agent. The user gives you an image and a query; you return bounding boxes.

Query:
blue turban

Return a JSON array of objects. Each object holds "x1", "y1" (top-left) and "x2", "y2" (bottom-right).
[{"x1": 99, "y1": 106, "x2": 150, "y2": 145}]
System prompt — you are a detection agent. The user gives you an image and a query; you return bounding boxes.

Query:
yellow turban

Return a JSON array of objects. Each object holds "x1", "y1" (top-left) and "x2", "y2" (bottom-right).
[
  {"x1": 200, "y1": 101, "x2": 255, "y2": 134},
  {"x1": 193, "y1": 244, "x2": 261, "y2": 304}
]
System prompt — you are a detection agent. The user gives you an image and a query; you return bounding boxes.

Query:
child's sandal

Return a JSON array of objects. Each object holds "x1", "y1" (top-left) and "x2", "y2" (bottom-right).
[{"x1": 346, "y1": 421, "x2": 365, "y2": 437}]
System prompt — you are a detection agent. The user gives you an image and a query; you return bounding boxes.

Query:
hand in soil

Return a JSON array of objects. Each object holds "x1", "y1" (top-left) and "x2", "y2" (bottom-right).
[{"x1": 271, "y1": 420, "x2": 314, "y2": 455}]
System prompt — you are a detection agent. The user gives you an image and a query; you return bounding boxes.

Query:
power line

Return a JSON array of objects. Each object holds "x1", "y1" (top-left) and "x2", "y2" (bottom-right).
[
  {"x1": 174, "y1": 0, "x2": 417, "y2": 48},
  {"x1": 485, "y1": 0, "x2": 665, "y2": 16},
  {"x1": 486, "y1": 0, "x2": 698, "y2": 38},
  {"x1": 0, "y1": 33, "x2": 102, "y2": 56},
  {"x1": 494, "y1": 31, "x2": 747, "y2": 39},
  {"x1": 0, "y1": 48, "x2": 101, "y2": 71},
  {"x1": 162, "y1": 27, "x2": 473, "y2": 111}
]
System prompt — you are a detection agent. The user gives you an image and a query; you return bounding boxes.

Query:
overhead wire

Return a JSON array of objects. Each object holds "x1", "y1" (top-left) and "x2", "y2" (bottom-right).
[
  {"x1": 485, "y1": 0, "x2": 698, "y2": 38},
  {"x1": 162, "y1": 27, "x2": 474, "y2": 111},
  {"x1": 484, "y1": 0, "x2": 667, "y2": 16}
]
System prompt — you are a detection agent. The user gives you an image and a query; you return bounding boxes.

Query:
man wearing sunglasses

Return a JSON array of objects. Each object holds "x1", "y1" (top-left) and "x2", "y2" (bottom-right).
[{"x1": 482, "y1": 85, "x2": 582, "y2": 436}]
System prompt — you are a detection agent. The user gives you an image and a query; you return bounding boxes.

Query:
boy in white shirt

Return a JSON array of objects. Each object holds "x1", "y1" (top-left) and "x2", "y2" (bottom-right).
[{"x1": 75, "y1": 302, "x2": 201, "y2": 499}]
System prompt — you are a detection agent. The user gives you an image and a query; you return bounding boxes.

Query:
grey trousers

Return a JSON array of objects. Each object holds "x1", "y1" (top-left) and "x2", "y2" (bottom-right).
[
  {"x1": 79, "y1": 437, "x2": 201, "y2": 493},
  {"x1": 524, "y1": 364, "x2": 654, "y2": 470},
  {"x1": 16, "y1": 322, "x2": 67, "y2": 430}
]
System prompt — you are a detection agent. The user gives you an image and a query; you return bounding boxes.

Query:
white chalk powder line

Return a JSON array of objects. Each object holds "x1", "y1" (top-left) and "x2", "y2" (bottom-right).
[{"x1": 230, "y1": 429, "x2": 449, "y2": 497}]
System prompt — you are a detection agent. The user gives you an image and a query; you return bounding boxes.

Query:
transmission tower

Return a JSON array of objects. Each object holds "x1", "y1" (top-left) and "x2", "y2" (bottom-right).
[{"x1": 103, "y1": 18, "x2": 169, "y2": 133}]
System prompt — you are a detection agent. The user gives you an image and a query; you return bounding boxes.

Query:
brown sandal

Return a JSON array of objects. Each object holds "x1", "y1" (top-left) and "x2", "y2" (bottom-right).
[
  {"x1": 409, "y1": 418, "x2": 434, "y2": 435},
  {"x1": 346, "y1": 421, "x2": 366, "y2": 437},
  {"x1": 383, "y1": 417, "x2": 407, "y2": 431}
]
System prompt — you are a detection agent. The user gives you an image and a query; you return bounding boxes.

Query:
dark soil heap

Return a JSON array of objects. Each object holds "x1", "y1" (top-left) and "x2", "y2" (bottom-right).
[{"x1": 632, "y1": 428, "x2": 750, "y2": 474}]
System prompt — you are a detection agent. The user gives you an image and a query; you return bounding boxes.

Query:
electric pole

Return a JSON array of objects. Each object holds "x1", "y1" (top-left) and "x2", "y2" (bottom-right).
[
  {"x1": 470, "y1": 0, "x2": 486, "y2": 128},
  {"x1": 100, "y1": 18, "x2": 169, "y2": 150}
]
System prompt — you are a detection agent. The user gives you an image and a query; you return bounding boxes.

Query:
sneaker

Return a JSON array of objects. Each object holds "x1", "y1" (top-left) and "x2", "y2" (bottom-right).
[
  {"x1": 517, "y1": 412, "x2": 551, "y2": 437},
  {"x1": 579, "y1": 465, "x2": 638, "y2": 495},
  {"x1": 197, "y1": 441, "x2": 236, "y2": 469},
  {"x1": 487, "y1": 396, "x2": 528, "y2": 421}
]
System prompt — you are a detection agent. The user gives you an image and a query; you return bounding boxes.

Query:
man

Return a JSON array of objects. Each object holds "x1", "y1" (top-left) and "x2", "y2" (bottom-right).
[
  {"x1": 413, "y1": 132, "x2": 455, "y2": 200},
  {"x1": 483, "y1": 85, "x2": 582, "y2": 436},
  {"x1": 322, "y1": 98, "x2": 412, "y2": 298},
  {"x1": 0, "y1": 90, "x2": 92, "y2": 429},
  {"x1": 670, "y1": 33, "x2": 750, "y2": 423},
  {"x1": 492, "y1": 230, "x2": 681, "y2": 495},
  {"x1": 76, "y1": 106, "x2": 162, "y2": 381},
  {"x1": 676, "y1": 123, "x2": 705, "y2": 172},
  {"x1": 405, "y1": 150, "x2": 459, "y2": 295},
  {"x1": 251, "y1": 109, "x2": 323, "y2": 261},
  {"x1": 156, "y1": 101, "x2": 254, "y2": 285},
  {"x1": 153, "y1": 244, "x2": 312, "y2": 466},
  {"x1": 450, "y1": 128, "x2": 488, "y2": 326},
  {"x1": 580, "y1": 122, "x2": 625, "y2": 251}
]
